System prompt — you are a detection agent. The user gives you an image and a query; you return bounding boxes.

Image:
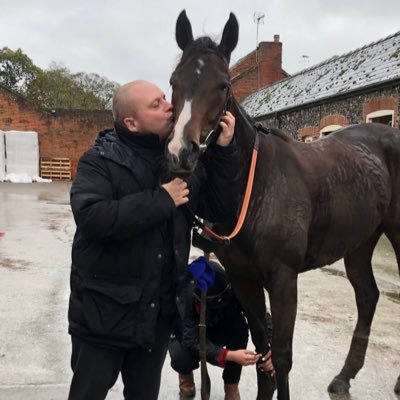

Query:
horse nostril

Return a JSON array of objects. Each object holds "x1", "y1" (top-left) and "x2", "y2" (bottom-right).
[
  {"x1": 178, "y1": 141, "x2": 200, "y2": 170},
  {"x1": 186, "y1": 141, "x2": 200, "y2": 164},
  {"x1": 169, "y1": 153, "x2": 179, "y2": 165},
  {"x1": 184, "y1": 141, "x2": 193, "y2": 154},
  {"x1": 190, "y1": 141, "x2": 200, "y2": 155}
]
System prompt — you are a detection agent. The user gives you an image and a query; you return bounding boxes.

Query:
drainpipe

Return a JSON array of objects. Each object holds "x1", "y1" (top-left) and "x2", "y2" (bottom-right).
[{"x1": 318, "y1": 104, "x2": 322, "y2": 137}]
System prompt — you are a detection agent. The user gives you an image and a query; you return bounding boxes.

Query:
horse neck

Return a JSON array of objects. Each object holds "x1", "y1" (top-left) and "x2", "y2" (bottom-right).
[{"x1": 231, "y1": 100, "x2": 256, "y2": 180}]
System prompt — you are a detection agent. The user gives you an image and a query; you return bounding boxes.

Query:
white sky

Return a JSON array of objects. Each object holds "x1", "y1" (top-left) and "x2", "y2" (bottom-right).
[{"x1": 2, "y1": 0, "x2": 400, "y2": 98}]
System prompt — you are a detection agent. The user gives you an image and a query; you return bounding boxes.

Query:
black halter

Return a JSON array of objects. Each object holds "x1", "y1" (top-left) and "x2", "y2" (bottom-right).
[{"x1": 199, "y1": 83, "x2": 232, "y2": 153}]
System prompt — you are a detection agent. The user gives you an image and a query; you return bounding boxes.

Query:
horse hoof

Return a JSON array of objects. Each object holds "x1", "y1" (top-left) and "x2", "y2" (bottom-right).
[
  {"x1": 394, "y1": 376, "x2": 400, "y2": 394},
  {"x1": 327, "y1": 376, "x2": 350, "y2": 395}
]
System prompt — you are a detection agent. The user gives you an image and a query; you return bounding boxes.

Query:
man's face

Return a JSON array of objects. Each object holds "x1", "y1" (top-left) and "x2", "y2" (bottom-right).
[{"x1": 125, "y1": 82, "x2": 174, "y2": 139}]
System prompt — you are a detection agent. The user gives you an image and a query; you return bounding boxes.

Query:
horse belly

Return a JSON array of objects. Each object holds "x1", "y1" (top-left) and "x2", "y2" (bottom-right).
[{"x1": 305, "y1": 195, "x2": 388, "y2": 269}]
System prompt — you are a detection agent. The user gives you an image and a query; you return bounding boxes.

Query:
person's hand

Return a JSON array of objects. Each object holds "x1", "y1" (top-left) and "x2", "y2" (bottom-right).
[
  {"x1": 257, "y1": 350, "x2": 275, "y2": 376},
  {"x1": 225, "y1": 349, "x2": 261, "y2": 366},
  {"x1": 161, "y1": 178, "x2": 189, "y2": 206},
  {"x1": 216, "y1": 111, "x2": 235, "y2": 146}
]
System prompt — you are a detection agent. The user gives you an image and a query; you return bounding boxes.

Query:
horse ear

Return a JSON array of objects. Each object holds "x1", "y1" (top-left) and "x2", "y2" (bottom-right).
[
  {"x1": 176, "y1": 10, "x2": 194, "y2": 51},
  {"x1": 218, "y1": 12, "x2": 239, "y2": 64}
]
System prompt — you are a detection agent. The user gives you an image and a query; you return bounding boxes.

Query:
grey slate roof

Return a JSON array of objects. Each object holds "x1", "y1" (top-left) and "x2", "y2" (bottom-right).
[{"x1": 242, "y1": 31, "x2": 400, "y2": 118}]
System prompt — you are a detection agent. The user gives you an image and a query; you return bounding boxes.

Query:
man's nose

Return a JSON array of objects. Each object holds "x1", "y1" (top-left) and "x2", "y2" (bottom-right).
[{"x1": 165, "y1": 101, "x2": 173, "y2": 112}]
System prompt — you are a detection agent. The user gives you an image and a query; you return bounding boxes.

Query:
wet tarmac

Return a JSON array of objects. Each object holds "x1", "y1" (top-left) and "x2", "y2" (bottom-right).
[{"x1": 0, "y1": 182, "x2": 399, "y2": 399}]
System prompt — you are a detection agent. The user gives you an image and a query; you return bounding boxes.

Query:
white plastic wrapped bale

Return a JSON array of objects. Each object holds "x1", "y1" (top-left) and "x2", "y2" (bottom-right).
[
  {"x1": 5, "y1": 131, "x2": 39, "y2": 180},
  {"x1": 0, "y1": 131, "x2": 5, "y2": 182}
]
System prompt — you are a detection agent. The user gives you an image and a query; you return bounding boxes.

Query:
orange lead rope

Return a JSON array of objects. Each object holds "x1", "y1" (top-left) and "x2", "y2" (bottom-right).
[{"x1": 201, "y1": 130, "x2": 260, "y2": 243}]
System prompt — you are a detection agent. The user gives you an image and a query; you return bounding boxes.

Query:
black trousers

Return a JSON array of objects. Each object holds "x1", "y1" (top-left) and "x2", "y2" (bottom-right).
[
  {"x1": 68, "y1": 316, "x2": 172, "y2": 400},
  {"x1": 169, "y1": 309, "x2": 248, "y2": 384}
]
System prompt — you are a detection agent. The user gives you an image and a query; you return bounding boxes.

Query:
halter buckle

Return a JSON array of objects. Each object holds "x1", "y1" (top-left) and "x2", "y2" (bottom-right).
[{"x1": 200, "y1": 129, "x2": 215, "y2": 152}]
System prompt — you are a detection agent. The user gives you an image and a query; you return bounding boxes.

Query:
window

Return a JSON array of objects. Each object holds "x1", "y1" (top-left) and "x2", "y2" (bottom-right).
[
  {"x1": 366, "y1": 110, "x2": 394, "y2": 126},
  {"x1": 304, "y1": 135, "x2": 317, "y2": 143},
  {"x1": 320, "y1": 124, "x2": 342, "y2": 138}
]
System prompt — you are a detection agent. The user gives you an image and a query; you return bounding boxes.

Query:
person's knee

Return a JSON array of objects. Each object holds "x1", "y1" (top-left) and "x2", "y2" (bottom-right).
[{"x1": 169, "y1": 339, "x2": 198, "y2": 374}]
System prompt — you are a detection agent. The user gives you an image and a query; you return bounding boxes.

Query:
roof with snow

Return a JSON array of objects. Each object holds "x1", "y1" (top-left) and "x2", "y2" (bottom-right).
[{"x1": 242, "y1": 31, "x2": 400, "y2": 118}]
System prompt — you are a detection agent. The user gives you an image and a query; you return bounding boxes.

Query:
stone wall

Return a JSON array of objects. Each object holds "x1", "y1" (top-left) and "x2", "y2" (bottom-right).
[{"x1": 258, "y1": 86, "x2": 400, "y2": 140}]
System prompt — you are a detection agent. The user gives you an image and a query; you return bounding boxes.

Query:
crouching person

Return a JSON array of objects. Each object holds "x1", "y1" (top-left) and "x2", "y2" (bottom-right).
[{"x1": 169, "y1": 259, "x2": 274, "y2": 400}]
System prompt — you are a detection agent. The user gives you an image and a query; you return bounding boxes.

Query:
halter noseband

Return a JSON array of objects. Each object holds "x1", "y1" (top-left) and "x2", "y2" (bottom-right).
[{"x1": 199, "y1": 83, "x2": 232, "y2": 153}]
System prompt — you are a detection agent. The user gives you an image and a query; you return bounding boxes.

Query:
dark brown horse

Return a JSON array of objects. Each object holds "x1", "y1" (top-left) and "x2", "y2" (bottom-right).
[{"x1": 166, "y1": 10, "x2": 400, "y2": 400}]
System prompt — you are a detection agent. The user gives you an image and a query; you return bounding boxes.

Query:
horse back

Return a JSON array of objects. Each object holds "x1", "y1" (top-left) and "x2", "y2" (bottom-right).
[
  {"x1": 249, "y1": 123, "x2": 400, "y2": 271},
  {"x1": 301, "y1": 123, "x2": 400, "y2": 268}
]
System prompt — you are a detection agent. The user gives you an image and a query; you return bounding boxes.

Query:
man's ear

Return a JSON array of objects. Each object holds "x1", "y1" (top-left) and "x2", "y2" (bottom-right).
[{"x1": 123, "y1": 117, "x2": 139, "y2": 132}]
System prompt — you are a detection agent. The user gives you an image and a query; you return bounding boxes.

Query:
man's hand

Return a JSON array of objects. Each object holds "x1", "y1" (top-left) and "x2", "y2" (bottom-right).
[
  {"x1": 225, "y1": 349, "x2": 261, "y2": 366},
  {"x1": 216, "y1": 111, "x2": 235, "y2": 147},
  {"x1": 162, "y1": 178, "x2": 189, "y2": 206}
]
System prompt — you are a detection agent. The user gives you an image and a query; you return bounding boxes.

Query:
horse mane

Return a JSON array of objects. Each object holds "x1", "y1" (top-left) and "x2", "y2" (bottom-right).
[
  {"x1": 234, "y1": 99, "x2": 290, "y2": 142},
  {"x1": 178, "y1": 36, "x2": 229, "y2": 66}
]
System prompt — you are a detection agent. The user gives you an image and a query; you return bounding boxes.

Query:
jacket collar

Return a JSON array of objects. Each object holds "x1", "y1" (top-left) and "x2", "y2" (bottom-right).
[{"x1": 94, "y1": 128, "x2": 167, "y2": 186}]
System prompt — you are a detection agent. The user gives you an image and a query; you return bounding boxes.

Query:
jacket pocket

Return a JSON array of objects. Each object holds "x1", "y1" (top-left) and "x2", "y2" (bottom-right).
[{"x1": 82, "y1": 279, "x2": 142, "y2": 340}]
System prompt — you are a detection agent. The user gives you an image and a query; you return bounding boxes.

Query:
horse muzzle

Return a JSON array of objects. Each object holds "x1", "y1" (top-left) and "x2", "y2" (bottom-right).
[{"x1": 166, "y1": 140, "x2": 200, "y2": 175}]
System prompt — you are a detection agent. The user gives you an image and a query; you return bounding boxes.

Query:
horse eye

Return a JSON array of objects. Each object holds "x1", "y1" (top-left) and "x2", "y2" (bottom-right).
[{"x1": 218, "y1": 83, "x2": 228, "y2": 91}]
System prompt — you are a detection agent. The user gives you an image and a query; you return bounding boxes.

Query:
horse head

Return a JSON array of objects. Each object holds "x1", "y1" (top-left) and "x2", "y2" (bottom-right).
[{"x1": 166, "y1": 10, "x2": 239, "y2": 175}]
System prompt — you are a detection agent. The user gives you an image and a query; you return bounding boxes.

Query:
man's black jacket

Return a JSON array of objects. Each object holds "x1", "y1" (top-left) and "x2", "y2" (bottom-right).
[{"x1": 68, "y1": 128, "x2": 239, "y2": 350}]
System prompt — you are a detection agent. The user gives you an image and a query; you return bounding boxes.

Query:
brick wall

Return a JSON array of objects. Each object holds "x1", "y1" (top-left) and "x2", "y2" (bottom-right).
[
  {"x1": 320, "y1": 114, "x2": 349, "y2": 129},
  {"x1": 0, "y1": 85, "x2": 113, "y2": 177},
  {"x1": 230, "y1": 36, "x2": 286, "y2": 102},
  {"x1": 362, "y1": 96, "x2": 399, "y2": 122},
  {"x1": 298, "y1": 126, "x2": 319, "y2": 139},
  {"x1": 231, "y1": 66, "x2": 259, "y2": 102}
]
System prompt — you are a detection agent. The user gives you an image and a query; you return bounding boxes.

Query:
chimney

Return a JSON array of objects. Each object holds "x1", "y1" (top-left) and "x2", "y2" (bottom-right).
[
  {"x1": 229, "y1": 34, "x2": 284, "y2": 102},
  {"x1": 257, "y1": 35, "x2": 283, "y2": 88}
]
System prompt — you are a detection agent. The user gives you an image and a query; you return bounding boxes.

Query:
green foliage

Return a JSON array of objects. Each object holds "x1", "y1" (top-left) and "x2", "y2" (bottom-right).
[
  {"x1": 73, "y1": 72, "x2": 119, "y2": 109},
  {"x1": 0, "y1": 47, "x2": 119, "y2": 110},
  {"x1": 27, "y1": 63, "x2": 104, "y2": 109},
  {"x1": 390, "y1": 49, "x2": 400, "y2": 59},
  {"x1": 0, "y1": 47, "x2": 40, "y2": 94}
]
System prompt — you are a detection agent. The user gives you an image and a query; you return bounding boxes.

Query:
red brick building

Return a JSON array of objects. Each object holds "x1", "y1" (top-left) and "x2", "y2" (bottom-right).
[
  {"x1": 230, "y1": 35, "x2": 288, "y2": 102},
  {"x1": 0, "y1": 84, "x2": 112, "y2": 179},
  {"x1": 241, "y1": 31, "x2": 400, "y2": 141}
]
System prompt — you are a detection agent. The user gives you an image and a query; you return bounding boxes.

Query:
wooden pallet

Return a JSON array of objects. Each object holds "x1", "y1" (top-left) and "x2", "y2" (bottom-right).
[{"x1": 40, "y1": 157, "x2": 71, "y2": 180}]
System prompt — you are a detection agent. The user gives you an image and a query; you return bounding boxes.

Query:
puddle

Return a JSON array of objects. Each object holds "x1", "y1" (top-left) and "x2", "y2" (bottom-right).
[
  {"x1": 321, "y1": 267, "x2": 400, "y2": 304},
  {"x1": 0, "y1": 257, "x2": 31, "y2": 270},
  {"x1": 381, "y1": 290, "x2": 400, "y2": 303},
  {"x1": 321, "y1": 267, "x2": 347, "y2": 278},
  {"x1": 47, "y1": 200, "x2": 70, "y2": 205}
]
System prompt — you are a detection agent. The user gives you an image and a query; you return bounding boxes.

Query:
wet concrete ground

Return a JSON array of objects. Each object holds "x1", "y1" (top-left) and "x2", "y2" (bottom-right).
[{"x1": 0, "y1": 182, "x2": 399, "y2": 400}]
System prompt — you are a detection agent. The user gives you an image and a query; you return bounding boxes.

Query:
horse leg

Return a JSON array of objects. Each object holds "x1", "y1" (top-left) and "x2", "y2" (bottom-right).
[
  {"x1": 266, "y1": 264, "x2": 298, "y2": 400},
  {"x1": 228, "y1": 275, "x2": 276, "y2": 400},
  {"x1": 328, "y1": 231, "x2": 381, "y2": 394},
  {"x1": 384, "y1": 229, "x2": 400, "y2": 394}
]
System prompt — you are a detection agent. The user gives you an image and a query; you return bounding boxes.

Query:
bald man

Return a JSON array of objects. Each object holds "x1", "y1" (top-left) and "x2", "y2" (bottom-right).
[{"x1": 67, "y1": 80, "x2": 239, "y2": 400}]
